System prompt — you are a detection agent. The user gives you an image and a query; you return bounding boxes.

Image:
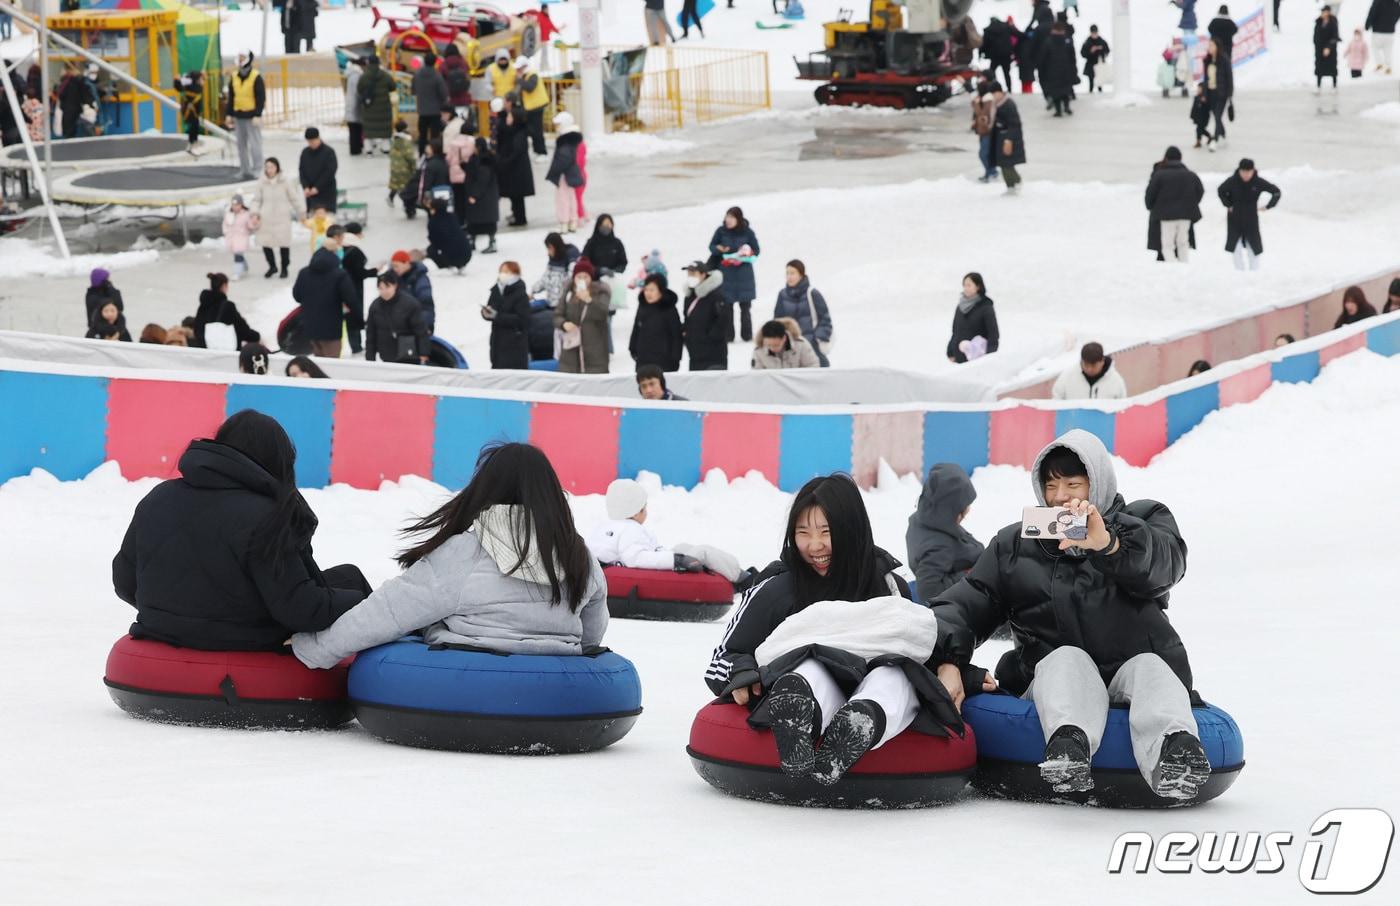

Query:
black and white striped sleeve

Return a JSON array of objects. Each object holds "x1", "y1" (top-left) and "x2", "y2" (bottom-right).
[{"x1": 704, "y1": 576, "x2": 780, "y2": 696}]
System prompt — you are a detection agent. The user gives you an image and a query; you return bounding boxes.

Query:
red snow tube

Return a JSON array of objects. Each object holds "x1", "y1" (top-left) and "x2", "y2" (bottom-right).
[
  {"x1": 686, "y1": 701, "x2": 977, "y2": 808},
  {"x1": 103, "y1": 635, "x2": 354, "y2": 730},
  {"x1": 604, "y1": 566, "x2": 735, "y2": 622}
]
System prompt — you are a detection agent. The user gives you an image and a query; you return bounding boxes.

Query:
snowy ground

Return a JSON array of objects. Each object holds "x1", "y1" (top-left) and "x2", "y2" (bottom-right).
[{"x1": 2, "y1": 348, "x2": 1398, "y2": 904}]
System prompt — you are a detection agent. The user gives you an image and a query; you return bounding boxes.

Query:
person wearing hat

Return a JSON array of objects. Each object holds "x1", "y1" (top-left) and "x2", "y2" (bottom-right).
[
  {"x1": 84, "y1": 267, "x2": 124, "y2": 327},
  {"x1": 1217, "y1": 158, "x2": 1281, "y2": 271},
  {"x1": 489, "y1": 49, "x2": 517, "y2": 99},
  {"x1": 224, "y1": 50, "x2": 266, "y2": 179},
  {"x1": 299, "y1": 127, "x2": 339, "y2": 214},
  {"x1": 546, "y1": 112, "x2": 586, "y2": 233},
  {"x1": 514, "y1": 55, "x2": 550, "y2": 157},
  {"x1": 988, "y1": 80, "x2": 1026, "y2": 195},
  {"x1": 388, "y1": 249, "x2": 436, "y2": 331},
  {"x1": 357, "y1": 55, "x2": 396, "y2": 156},
  {"x1": 681, "y1": 260, "x2": 728, "y2": 371},
  {"x1": 586, "y1": 479, "x2": 747, "y2": 583}
]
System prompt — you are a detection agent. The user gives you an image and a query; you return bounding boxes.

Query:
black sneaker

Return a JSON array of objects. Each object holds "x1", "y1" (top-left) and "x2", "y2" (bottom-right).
[
  {"x1": 812, "y1": 699, "x2": 886, "y2": 786},
  {"x1": 765, "y1": 673, "x2": 821, "y2": 778},
  {"x1": 1039, "y1": 725, "x2": 1094, "y2": 793},
  {"x1": 1151, "y1": 731, "x2": 1212, "y2": 800}
]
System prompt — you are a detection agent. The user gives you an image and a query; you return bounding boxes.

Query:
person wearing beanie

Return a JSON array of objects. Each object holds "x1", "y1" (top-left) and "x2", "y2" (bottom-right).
[
  {"x1": 586, "y1": 480, "x2": 748, "y2": 584},
  {"x1": 1144, "y1": 145, "x2": 1204, "y2": 263},
  {"x1": 388, "y1": 249, "x2": 436, "y2": 331},
  {"x1": 299, "y1": 126, "x2": 338, "y2": 214},
  {"x1": 1217, "y1": 158, "x2": 1281, "y2": 271},
  {"x1": 224, "y1": 49, "x2": 266, "y2": 180},
  {"x1": 84, "y1": 267, "x2": 123, "y2": 325}
]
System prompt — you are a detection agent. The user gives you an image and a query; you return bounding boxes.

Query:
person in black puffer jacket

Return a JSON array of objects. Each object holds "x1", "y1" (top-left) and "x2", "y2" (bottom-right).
[
  {"x1": 364, "y1": 271, "x2": 429, "y2": 364},
  {"x1": 1144, "y1": 146, "x2": 1205, "y2": 264},
  {"x1": 946, "y1": 272, "x2": 1000, "y2": 363},
  {"x1": 905, "y1": 463, "x2": 985, "y2": 600},
  {"x1": 629, "y1": 273, "x2": 682, "y2": 372},
  {"x1": 580, "y1": 213, "x2": 628, "y2": 277},
  {"x1": 484, "y1": 260, "x2": 533, "y2": 369},
  {"x1": 85, "y1": 267, "x2": 124, "y2": 325},
  {"x1": 113, "y1": 410, "x2": 370, "y2": 651},
  {"x1": 292, "y1": 244, "x2": 355, "y2": 358},
  {"x1": 681, "y1": 260, "x2": 728, "y2": 371},
  {"x1": 192, "y1": 272, "x2": 261, "y2": 349},
  {"x1": 931, "y1": 430, "x2": 1210, "y2": 802}
]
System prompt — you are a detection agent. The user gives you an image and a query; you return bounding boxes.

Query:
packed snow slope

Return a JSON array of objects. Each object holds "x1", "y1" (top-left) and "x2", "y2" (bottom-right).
[{"x1": 1, "y1": 350, "x2": 1397, "y2": 904}]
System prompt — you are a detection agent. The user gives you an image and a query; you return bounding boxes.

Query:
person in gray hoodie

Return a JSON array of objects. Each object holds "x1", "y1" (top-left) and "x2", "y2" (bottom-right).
[
  {"x1": 905, "y1": 463, "x2": 985, "y2": 601},
  {"x1": 293, "y1": 443, "x2": 608, "y2": 667}
]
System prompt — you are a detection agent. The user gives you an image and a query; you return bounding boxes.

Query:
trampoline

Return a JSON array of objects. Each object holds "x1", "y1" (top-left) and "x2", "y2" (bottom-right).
[
  {"x1": 52, "y1": 164, "x2": 255, "y2": 207},
  {"x1": 0, "y1": 135, "x2": 227, "y2": 172}
]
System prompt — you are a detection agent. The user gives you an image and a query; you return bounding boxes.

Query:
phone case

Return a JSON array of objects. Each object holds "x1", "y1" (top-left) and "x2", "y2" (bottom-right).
[{"x1": 1021, "y1": 506, "x2": 1089, "y2": 541}]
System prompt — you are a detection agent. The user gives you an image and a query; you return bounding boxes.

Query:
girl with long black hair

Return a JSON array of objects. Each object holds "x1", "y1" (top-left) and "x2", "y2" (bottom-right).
[
  {"x1": 293, "y1": 443, "x2": 608, "y2": 668},
  {"x1": 704, "y1": 475, "x2": 978, "y2": 785},
  {"x1": 113, "y1": 410, "x2": 370, "y2": 650}
]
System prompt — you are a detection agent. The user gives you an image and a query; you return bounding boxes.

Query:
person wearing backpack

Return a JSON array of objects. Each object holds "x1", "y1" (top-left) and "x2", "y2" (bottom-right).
[
  {"x1": 441, "y1": 44, "x2": 473, "y2": 109},
  {"x1": 772, "y1": 259, "x2": 832, "y2": 367}
]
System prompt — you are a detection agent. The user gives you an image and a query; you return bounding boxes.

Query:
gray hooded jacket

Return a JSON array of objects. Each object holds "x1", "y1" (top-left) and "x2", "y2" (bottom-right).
[
  {"x1": 292, "y1": 505, "x2": 608, "y2": 668},
  {"x1": 906, "y1": 463, "x2": 986, "y2": 600}
]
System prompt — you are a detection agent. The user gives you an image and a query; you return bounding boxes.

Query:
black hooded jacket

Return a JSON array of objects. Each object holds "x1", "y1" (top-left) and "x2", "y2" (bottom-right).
[
  {"x1": 292, "y1": 248, "x2": 355, "y2": 341},
  {"x1": 906, "y1": 464, "x2": 986, "y2": 600},
  {"x1": 629, "y1": 287, "x2": 683, "y2": 372},
  {"x1": 364, "y1": 289, "x2": 429, "y2": 363},
  {"x1": 580, "y1": 217, "x2": 628, "y2": 275},
  {"x1": 112, "y1": 441, "x2": 367, "y2": 650},
  {"x1": 946, "y1": 295, "x2": 1000, "y2": 362},
  {"x1": 193, "y1": 289, "x2": 261, "y2": 349}
]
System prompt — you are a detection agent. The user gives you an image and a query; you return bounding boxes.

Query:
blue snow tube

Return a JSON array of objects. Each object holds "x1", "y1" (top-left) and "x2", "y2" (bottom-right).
[
  {"x1": 960, "y1": 692, "x2": 1244, "y2": 808},
  {"x1": 528, "y1": 358, "x2": 560, "y2": 371},
  {"x1": 426, "y1": 335, "x2": 468, "y2": 369},
  {"x1": 348, "y1": 638, "x2": 642, "y2": 754}
]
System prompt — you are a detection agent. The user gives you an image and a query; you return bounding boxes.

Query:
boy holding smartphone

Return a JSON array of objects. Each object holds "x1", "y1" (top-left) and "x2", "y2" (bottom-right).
[{"x1": 930, "y1": 430, "x2": 1211, "y2": 800}]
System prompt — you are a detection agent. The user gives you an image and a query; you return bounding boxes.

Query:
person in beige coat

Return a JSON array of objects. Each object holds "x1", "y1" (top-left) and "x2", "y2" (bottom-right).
[
  {"x1": 751, "y1": 318, "x2": 820, "y2": 370},
  {"x1": 250, "y1": 156, "x2": 306, "y2": 279},
  {"x1": 554, "y1": 268, "x2": 612, "y2": 373}
]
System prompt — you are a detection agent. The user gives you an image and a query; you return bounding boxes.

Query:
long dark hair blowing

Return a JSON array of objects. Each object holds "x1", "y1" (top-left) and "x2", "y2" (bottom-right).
[
  {"x1": 214, "y1": 410, "x2": 316, "y2": 571},
  {"x1": 396, "y1": 443, "x2": 593, "y2": 611},
  {"x1": 780, "y1": 474, "x2": 884, "y2": 608}
]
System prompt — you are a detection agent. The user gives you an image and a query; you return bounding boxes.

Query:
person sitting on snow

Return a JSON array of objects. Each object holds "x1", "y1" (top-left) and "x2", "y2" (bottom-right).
[
  {"x1": 588, "y1": 479, "x2": 748, "y2": 586},
  {"x1": 905, "y1": 462, "x2": 985, "y2": 600},
  {"x1": 931, "y1": 429, "x2": 1209, "y2": 800}
]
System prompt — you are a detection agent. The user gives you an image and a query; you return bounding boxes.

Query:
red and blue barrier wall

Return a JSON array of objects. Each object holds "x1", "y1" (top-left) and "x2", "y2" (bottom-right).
[{"x1": 3, "y1": 316, "x2": 1399, "y2": 493}]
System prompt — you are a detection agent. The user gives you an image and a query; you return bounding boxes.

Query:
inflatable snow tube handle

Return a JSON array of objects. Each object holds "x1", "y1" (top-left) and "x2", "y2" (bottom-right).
[
  {"x1": 103, "y1": 634, "x2": 353, "y2": 730},
  {"x1": 604, "y1": 566, "x2": 735, "y2": 623},
  {"x1": 686, "y1": 702, "x2": 975, "y2": 809},
  {"x1": 960, "y1": 692, "x2": 1245, "y2": 808},
  {"x1": 347, "y1": 638, "x2": 643, "y2": 754}
]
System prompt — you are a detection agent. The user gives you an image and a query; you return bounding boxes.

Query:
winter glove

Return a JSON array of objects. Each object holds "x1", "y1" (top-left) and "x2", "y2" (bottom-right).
[
  {"x1": 675, "y1": 543, "x2": 744, "y2": 583},
  {"x1": 673, "y1": 554, "x2": 704, "y2": 573}
]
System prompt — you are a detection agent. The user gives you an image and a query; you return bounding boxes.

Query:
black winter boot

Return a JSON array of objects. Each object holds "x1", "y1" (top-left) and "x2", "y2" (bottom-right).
[
  {"x1": 263, "y1": 247, "x2": 278, "y2": 279},
  {"x1": 1151, "y1": 732, "x2": 1212, "y2": 801},
  {"x1": 279, "y1": 247, "x2": 291, "y2": 279},
  {"x1": 1040, "y1": 725, "x2": 1094, "y2": 793},
  {"x1": 765, "y1": 673, "x2": 822, "y2": 778},
  {"x1": 812, "y1": 699, "x2": 886, "y2": 786}
]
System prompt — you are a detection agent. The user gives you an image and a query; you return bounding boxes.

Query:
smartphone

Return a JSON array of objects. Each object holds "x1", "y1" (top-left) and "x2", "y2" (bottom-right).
[{"x1": 1021, "y1": 506, "x2": 1089, "y2": 541}]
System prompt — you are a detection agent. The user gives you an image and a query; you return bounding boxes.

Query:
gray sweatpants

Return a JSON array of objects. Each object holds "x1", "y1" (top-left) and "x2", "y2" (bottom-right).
[
  {"x1": 1026, "y1": 645, "x2": 1198, "y2": 786},
  {"x1": 235, "y1": 118, "x2": 263, "y2": 179}
]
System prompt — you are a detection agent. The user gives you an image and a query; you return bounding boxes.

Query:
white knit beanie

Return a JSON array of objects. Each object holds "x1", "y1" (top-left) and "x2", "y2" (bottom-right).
[{"x1": 605, "y1": 479, "x2": 648, "y2": 521}]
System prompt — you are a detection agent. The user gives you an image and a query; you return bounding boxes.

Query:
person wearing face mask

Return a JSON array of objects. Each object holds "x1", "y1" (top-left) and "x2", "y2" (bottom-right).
[
  {"x1": 681, "y1": 260, "x2": 728, "y2": 371},
  {"x1": 223, "y1": 50, "x2": 266, "y2": 180},
  {"x1": 932, "y1": 430, "x2": 1206, "y2": 802},
  {"x1": 554, "y1": 264, "x2": 612, "y2": 373},
  {"x1": 704, "y1": 475, "x2": 976, "y2": 786},
  {"x1": 489, "y1": 49, "x2": 517, "y2": 99},
  {"x1": 484, "y1": 261, "x2": 532, "y2": 369}
]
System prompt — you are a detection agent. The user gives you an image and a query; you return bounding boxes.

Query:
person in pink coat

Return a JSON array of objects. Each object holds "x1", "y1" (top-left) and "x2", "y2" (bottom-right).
[
  {"x1": 443, "y1": 120, "x2": 475, "y2": 226},
  {"x1": 1346, "y1": 28, "x2": 1370, "y2": 76},
  {"x1": 222, "y1": 194, "x2": 254, "y2": 280}
]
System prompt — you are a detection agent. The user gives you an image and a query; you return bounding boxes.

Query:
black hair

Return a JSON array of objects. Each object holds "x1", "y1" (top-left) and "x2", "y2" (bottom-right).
[
  {"x1": 985, "y1": 80, "x2": 1003, "y2": 93},
  {"x1": 396, "y1": 443, "x2": 593, "y2": 611},
  {"x1": 239, "y1": 343, "x2": 272, "y2": 375},
  {"x1": 428, "y1": 137, "x2": 444, "y2": 157},
  {"x1": 592, "y1": 213, "x2": 615, "y2": 235},
  {"x1": 1275, "y1": 333, "x2": 1296, "y2": 345},
  {"x1": 780, "y1": 475, "x2": 883, "y2": 609},
  {"x1": 286, "y1": 355, "x2": 328, "y2": 378},
  {"x1": 214, "y1": 410, "x2": 316, "y2": 572},
  {"x1": 1188, "y1": 360, "x2": 1212, "y2": 376},
  {"x1": 724, "y1": 205, "x2": 748, "y2": 230},
  {"x1": 636, "y1": 364, "x2": 666, "y2": 388},
  {"x1": 544, "y1": 232, "x2": 568, "y2": 261},
  {"x1": 760, "y1": 320, "x2": 787, "y2": 339},
  {"x1": 786, "y1": 259, "x2": 806, "y2": 276},
  {"x1": 1080, "y1": 341, "x2": 1105, "y2": 365},
  {"x1": 963, "y1": 272, "x2": 986, "y2": 295},
  {"x1": 207, "y1": 272, "x2": 228, "y2": 292},
  {"x1": 642, "y1": 272, "x2": 668, "y2": 292},
  {"x1": 264, "y1": 156, "x2": 280, "y2": 174},
  {"x1": 1038, "y1": 447, "x2": 1088, "y2": 486},
  {"x1": 325, "y1": 224, "x2": 345, "y2": 240},
  {"x1": 1164, "y1": 145, "x2": 1183, "y2": 162}
]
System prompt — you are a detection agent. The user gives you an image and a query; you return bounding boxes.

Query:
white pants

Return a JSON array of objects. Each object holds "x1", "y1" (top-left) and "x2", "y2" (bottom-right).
[
  {"x1": 1027, "y1": 646, "x2": 1198, "y2": 786},
  {"x1": 1160, "y1": 219, "x2": 1191, "y2": 262},
  {"x1": 1375, "y1": 33, "x2": 1395, "y2": 70},
  {"x1": 1233, "y1": 243, "x2": 1260, "y2": 271},
  {"x1": 791, "y1": 658, "x2": 919, "y2": 750}
]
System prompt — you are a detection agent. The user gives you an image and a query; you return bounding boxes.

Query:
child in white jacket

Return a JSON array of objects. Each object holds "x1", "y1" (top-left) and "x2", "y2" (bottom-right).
[{"x1": 588, "y1": 479, "x2": 746, "y2": 583}]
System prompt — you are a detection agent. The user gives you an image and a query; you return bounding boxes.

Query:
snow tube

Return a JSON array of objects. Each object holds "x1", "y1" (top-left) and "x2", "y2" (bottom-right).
[
  {"x1": 604, "y1": 566, "x2": 735, "y2": 622},
  {"x1": 426, "y1": 335, "x2": 468, "y2": 369},
  {"x1": 103, "y1": 634, "x2": 353, "y2": 730},
  {"x1": 276, "y1": 307, "x2": 312, "y2": 356},
  {"x1": 348, "y1": 638, "x2": 643, "y2": 754},
  {"x1": 686, "y1": 702, "x2": 976, "y2": 809},
  {"x1": 528, "y1": 299, "x2": 555, "y2": 360},
  {"x1": 960, "y1": 693, "x2": 1245, "y2": 808},
  {"x1": 528, "y1": 358, "x2": 559, "y2": 371}
]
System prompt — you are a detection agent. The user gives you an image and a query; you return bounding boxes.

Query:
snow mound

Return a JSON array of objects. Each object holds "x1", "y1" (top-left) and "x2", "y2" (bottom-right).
[{"x1": 0, "y1": 239, "x2": 159, "y2": 280}]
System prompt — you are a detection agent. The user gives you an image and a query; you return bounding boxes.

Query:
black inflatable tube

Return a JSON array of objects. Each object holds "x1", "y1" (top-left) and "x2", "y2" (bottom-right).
[
  {"x1": 687, "y1": 749, "x2": 973, "y2": 810},
  {"x1": 970, "y1": 757, "x2": 1245, "y2": 809},
  {"x1": 106, "y1": 681, "x2": 354, "y2": 730},
  {"x1": 606, "y1": 595, "x2": 733, "y2": 623},
  {"x1": 352, "y1": 701, "x2": 643, "y2": 754}
]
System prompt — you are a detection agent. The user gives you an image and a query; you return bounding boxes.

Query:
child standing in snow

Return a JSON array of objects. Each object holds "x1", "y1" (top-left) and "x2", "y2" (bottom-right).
[
  {"x1": 223, "y1": 194, "x2": 253, "y2": 280},
  {"x1": 1345, "y1": 28, "x2": 1369, "y2": 76},
  {"x1": 1190, "y1": 82, "x2": 1213, "y2": 149},
  {"x1": 587, "y1": 479, "x2": 749, "y2": 584}
]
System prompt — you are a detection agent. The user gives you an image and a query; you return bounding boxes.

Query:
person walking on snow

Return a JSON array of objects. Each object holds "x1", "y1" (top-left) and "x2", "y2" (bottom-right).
[
  {"x1": 1080, "y1": 25, "x2": 1109, "y2": 93},
  {"x1": 906, "y1": 463, "x2": 985, "y2": 600},
  {"x1": 357, "y1": 55, "x2": 396, "y2": 156},
  {"x1": 1218, "y1": 158, "x2": 1281, "y2": 271},
  {"x1": 1366, "y1": 0, "x2": 1399, "y2": 74},
  {"x1": 344, "y1": 57, "x2": 364, "y2": 155},
  {"x1": 1346, "y1": 28, "x2": 1371, "y2": 76},
  {"x1": 1144, "y1": 145, "x2": 1204, "y2": 263},
  {"x1": 411, "y1": 54, "x2": 448, "y2": 156},
  {"x1": 224, "y1": 50, "x2": 265, "y2": 180},
  {"x1": 989, "y1": 81, "x2": 1026, "y2": 194},
  {"x1": 1315, "y1": 5, "x2": 1343, "y2": 92},
  {"x1": 682, "y1": 260, "x2": 728, "y2": 371},
  {"x1": 708, "y1": 206, "x2": 761, "y2": 342},
  {"x1": 1037, "y1": 18, "x2": 1079, "y2": 115},
  {"x1": 971, "y1": 80, "x2": 999, "y2": 183}
]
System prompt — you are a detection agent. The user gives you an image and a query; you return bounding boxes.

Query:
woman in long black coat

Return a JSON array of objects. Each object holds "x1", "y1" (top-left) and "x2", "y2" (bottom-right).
[
  {"x1": 991, "y1": 91, "x2": 1026, "y2": 192},
  {"x1": 484, "y1": 261, "x2": 533, "y2": 369},
  {"x1": 1037, "y1": 25, "x2": 1079, "y2": 114},
  {"x1": 946, "y1": 272, "x2": 1000, "y2": 364},
  {"x1": 580, "y1": 213, "x2": 628, "y2": 276},
  {"x1": 462, "y1": 137, "x2": 500, "y2": 252},
  {"x1": 1314, "y1": 8, "x2": 1342, "y2": 88},
  {"x1": 1217, "y1": 160, "x2": 1281, "y2": 270},
  {"x1": 630, "y1": 274, "x2": 683, "y2": 372},
  {"x1": 113, "y1": 410, "x2": 370, "y2": 651},
  {"x1": 495, "y1": 107, "x2": 535, "y2": 227},
  {"x1": 682, "y1": 265, "x2": 729, "y2": 371}
]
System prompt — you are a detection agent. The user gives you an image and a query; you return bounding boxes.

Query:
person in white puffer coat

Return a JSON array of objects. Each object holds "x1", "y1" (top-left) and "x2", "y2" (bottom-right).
[
  {"x1": 1051, "y1": 342, "x2": 1128, "y2": 401},
  {"x1": 587, "y1": 479, "x2": 746, "y2": 584}
]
